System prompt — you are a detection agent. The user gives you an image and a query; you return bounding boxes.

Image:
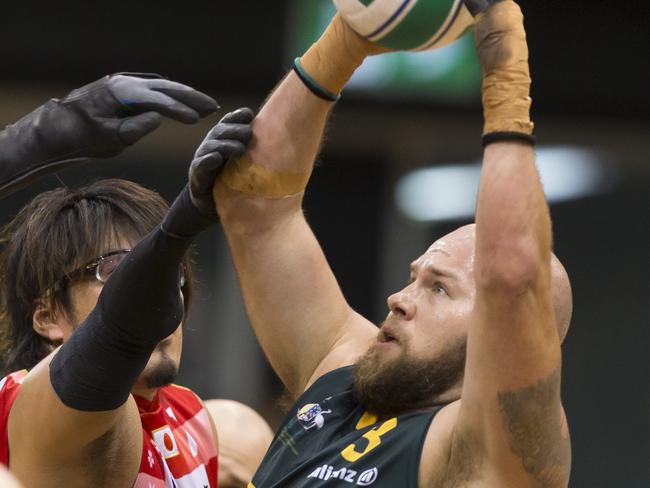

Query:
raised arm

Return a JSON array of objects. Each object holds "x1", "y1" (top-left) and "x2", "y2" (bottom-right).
[
  {"x1": 214, "y1": 17, "x2": 389, "y2": 395},
  {"x1": 453, "y1": 2, "x2": 570, "y2": 486},
  {"x1": 6, "y1": 117, "x2": 243, "y2": 486}
]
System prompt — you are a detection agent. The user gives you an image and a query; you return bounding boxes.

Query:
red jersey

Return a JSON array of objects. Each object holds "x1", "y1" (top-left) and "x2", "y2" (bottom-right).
[{"x1": 0, "y1": 371, "x2": 218, "y2": 487}]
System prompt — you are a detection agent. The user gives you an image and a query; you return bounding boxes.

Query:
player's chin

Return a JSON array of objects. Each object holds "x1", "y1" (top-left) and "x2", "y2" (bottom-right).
[{"x1": 142, "y1": 351, "x2": 180, "y2": 389}]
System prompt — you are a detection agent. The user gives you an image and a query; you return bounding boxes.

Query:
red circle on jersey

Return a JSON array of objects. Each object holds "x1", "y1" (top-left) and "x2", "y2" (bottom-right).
[{"x1": 163, "y1": 432, "x2": 174, "y2": 451}]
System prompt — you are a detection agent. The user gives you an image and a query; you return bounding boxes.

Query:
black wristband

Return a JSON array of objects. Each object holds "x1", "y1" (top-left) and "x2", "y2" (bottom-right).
[
  {"x1": 292, "y1": 58, "x2": 340, "y2": 102},
  {"x1": 482, "y1": 131, "x2": 536, "y2": 147},
  {"x1": 161, "y1": 184, "x2": 214, "y2": 239}
]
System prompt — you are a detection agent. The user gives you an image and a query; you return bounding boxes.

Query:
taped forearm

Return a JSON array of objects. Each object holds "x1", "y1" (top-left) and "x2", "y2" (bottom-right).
[
  {"x1": 295, "y1": 15, "x2": 369, "y2": 101},
  {"x1": 475, "y1": 1, "x2": 534, "y2": 144},
  {"x1": 219, "y1": 153, "x2": 311, "y2": 199},
  {"x1": 49, "y1": 186, "x2": 212, "y2": 411}
]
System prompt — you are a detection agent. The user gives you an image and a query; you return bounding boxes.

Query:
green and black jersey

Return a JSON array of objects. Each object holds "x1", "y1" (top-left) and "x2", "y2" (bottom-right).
[{"x1": 249, "y1": 366, "x2": 446, "y2": 487}]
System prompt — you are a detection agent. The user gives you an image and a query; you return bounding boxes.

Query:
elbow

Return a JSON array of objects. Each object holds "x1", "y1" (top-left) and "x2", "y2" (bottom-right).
[{"x1": 475, "y1": 237, "x2": 548, "y2": 294}]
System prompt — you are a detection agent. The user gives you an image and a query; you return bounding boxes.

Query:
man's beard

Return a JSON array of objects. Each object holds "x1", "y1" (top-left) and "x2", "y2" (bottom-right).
[
  {"x1": 352, "y1": 336, "x2": 467, "y2": 417},
  {"x1": 142, "y1": 351, "x2": 179, "y2": 389}
]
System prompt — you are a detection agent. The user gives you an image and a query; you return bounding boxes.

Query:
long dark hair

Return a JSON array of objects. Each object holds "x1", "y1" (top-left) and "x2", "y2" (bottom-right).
[{"x1": 0, "y1": 179, "x2": 194, "y2": 375}]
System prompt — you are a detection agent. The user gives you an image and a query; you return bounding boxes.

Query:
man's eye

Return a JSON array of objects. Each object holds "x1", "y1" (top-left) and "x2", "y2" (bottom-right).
[{"x1": 433, "y1": 283, "x2": 448, "y2": 295}]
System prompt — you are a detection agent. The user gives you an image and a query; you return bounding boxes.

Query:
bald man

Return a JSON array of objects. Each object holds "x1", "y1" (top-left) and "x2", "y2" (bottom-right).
[
  {"x1": 208, "y1": 0, "x2": 573, "y2": 486},
  {"x1": 205, "y1": 400, "x2": 273, "y2": 488}
]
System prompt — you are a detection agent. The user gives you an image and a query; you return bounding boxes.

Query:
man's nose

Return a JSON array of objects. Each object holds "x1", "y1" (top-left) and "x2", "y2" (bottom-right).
[{"x1": 386, "y1": 286, "x2": 416, "y2": 320}]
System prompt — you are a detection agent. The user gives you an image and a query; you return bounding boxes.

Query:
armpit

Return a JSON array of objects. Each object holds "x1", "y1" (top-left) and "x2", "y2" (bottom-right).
[{"x1": 497, "y1": 367, "x2": 571, "y2": 487}]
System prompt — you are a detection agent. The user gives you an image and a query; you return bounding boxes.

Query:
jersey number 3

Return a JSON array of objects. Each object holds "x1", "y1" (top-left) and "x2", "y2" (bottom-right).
[{"x1": 340, "y1": 413, "x2": 398, "y2": 462}]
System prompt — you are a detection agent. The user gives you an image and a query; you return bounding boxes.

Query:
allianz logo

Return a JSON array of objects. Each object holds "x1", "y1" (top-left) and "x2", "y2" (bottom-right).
[{"x1": 307, "y1": 465, "x2": 378, "y2": 486}]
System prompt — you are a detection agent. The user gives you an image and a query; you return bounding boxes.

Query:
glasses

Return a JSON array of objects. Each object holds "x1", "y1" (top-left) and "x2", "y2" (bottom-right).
[
  {"x1": 77, "y1": 249, "x2": 132, "y2": 283},
  {"x1": 65, "y1": 249, "x2": 186, "y2": 288}
]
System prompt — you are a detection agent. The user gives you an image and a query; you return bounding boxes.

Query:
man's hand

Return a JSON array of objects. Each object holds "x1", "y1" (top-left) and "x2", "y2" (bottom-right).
[
  {"x1": 160, "y1": 108, "x2": 254, "y2": 238},
  {"x1": 0, "y1": 73, "x2": 218, "y2": 198},
  {"x1": 189, "y1": 108, "x2": 254, "y2": 218}
]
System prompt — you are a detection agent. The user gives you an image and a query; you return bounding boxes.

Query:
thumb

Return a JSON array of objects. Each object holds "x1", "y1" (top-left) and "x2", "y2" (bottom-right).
[{"x1": 118, "y1": 112, "x2": 162, "y2": 145}]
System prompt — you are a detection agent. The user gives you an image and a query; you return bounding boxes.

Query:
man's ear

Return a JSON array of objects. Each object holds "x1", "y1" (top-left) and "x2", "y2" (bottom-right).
[{"x1": 32, "y1": 300, "x2": 66, "y2": 345}]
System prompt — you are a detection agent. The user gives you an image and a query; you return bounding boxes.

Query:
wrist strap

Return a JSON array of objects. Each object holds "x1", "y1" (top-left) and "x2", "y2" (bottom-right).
[
  {"x1": 292, "y1": 58, "x2": 340, "y2": 102},
  {"x1": 482, "y1": 131, "x2": 536, "y2": 147}
]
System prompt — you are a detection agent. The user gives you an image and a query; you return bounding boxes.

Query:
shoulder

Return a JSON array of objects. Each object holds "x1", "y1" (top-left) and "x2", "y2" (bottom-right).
[
  {"x1": 0, "y1": 371, "x2": 28, "y2": 466},
  {"x1": 303, "y1": 365, "x2": 355, "y2": 399},
  {"x1": 419, "y1": 400, "x2": 477, "y2": 486},
  {"x1": 0, "y1": 371, "x2": 28, "y2": 394},
  {"x1": 204, "y1": 399, "x2": 273, "y2": 487}
]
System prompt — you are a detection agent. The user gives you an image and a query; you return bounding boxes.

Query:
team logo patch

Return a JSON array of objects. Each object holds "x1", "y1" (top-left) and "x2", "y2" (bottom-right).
[
  {"x1": 151, "y1": 425, "x2": 179, "y2": 460},
  {"x1": 297, "y1": 403, "x2": 332, "y2": 430}
]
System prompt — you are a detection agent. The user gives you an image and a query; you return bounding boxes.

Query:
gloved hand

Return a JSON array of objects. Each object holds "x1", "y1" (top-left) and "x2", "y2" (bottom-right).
[
  {"x1": 0, "y1": 73, "x2": 218, "y2": 198},
  {"x1": 161, "y1": 107, "x2": 254, "y2": 237}
]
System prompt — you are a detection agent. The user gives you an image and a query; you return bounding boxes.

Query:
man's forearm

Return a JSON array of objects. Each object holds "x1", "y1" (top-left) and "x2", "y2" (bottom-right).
[
  {"x1": 218, "y1": 15, "x2": 384, "y2": 206},
  {"x1": 472, "y1": 1, "x2": 550, "y2": 281},
  {"x1": 475, "y1": 142, "x2": 551, "y2": 284},
  {"x1": 245, "y1": 72, "x2": 333, "y2": 180}
]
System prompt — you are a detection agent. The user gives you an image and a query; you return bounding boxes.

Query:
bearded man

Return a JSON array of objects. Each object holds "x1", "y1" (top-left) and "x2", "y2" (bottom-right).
[{"x1": 208, "y1": 1, "x2": 573, "y2": 486}]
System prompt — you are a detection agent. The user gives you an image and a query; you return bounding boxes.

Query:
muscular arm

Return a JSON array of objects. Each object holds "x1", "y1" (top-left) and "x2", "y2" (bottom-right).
[
  {"x1": 215, "y1": 18, "x2": 387, "y2": 396},
  {"x1": 215, "y1": 73, "x2": 376, "y2": 396},
  {"x1": 451, "y1": 2, "x2": 570, "y2": 487}
]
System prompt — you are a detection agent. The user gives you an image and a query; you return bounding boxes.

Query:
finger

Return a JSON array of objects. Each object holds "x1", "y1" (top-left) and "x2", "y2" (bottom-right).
[
  {"x1": 146, "y1": 79, "x2": 219, "y2": 117},
  {"x1": 194, "y1": 139, "x2": 248, "y2": 160},
  {"x1": 190, "y1": 153, "x2": 224, "y2": 194},
  {"x1": 122, "y1": 89, "x2": 201, "y2": 124},
  {"x1": 205, "y1": 123, "x2": 253, "y2": 144},
  {"x1": 217, "y1": 107, "x2": 255, "y2": 125},
  {"x1": 118, "y1": 112, "x2": 162, "y2": 145}
]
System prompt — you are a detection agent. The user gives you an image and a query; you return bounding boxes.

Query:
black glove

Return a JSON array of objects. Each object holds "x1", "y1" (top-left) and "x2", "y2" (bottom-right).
[
  {"x1": 0, "y1": 73, "x2": 218, "y2": 198},
  {"x1": 161, "y1": 107, "x2": 254, "y2": 237}
]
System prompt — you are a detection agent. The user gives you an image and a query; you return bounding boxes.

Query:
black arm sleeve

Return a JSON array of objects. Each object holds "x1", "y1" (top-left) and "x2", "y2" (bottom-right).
[
  {"x1": 0, "y1": 100, "x2": 92, "y2": 199},
  {"x1": 49, "y1": 185, "x2": 214, "y2": 411}
]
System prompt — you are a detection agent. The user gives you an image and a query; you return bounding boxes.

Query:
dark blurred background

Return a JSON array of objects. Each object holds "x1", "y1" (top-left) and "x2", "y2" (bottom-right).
[{"x1": 1, "y1": 1, "x2": 648, "y2": 486}]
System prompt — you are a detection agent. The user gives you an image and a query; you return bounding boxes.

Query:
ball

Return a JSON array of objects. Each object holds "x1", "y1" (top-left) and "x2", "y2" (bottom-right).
[{"x1": 333, "y1": 0, "x2": 474, "y2": 51}]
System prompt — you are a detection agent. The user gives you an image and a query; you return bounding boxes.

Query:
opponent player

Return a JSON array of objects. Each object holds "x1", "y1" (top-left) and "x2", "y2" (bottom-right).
[
  {"x1": 0, "y1": 108, "x2": 254, "y2": 487},
  {"x1": 211, "y1": 1, "x2": 572, "y2": 486}
]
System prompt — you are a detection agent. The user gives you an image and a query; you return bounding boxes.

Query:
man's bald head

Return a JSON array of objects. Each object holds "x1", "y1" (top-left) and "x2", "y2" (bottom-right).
[{"x1": 441, "y1": 223, "x2": 573, "y2": 342}]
